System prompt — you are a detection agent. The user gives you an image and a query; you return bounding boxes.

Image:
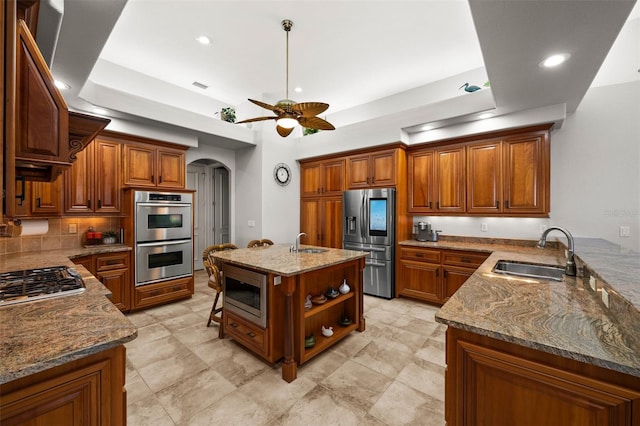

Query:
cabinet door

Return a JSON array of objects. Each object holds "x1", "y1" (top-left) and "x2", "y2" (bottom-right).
[
  {"x1": 97, "y1": 268, "x2": 130, "y2": 311},
  {"x1": 442, "y1": 265, "x2": 474, "y2": 302},
  {"x1": 321, "y1": 159, "x2": 345, "y2": 196},
  {"x1": 397, "y1": 259, "x2": 440, "y2": 303},
  {"x1": 435, "y1": 146, "x2": 465, "y2": 212},
  {"x1": 346, "y1": 155, "x2": 371, "y2": 189},
  {"x1": 300, "y1": 162, "x2": 322, "y2": 197},
  {"x1": 31, "y1": 179, "x2": 63, "y2": 215},
  {"x1": 467, "y1": 141, "x2": 502, "y2": 214},
  {"x1": 94, "y1": 139, "x2": 121, "y2": 213},
  {"x1": 321, "y1": 197, "x2": 343, "y2": 248},
  {"x1": 503, "y1": 134, "x2": 547, "y2": 214},
  {"x1": 300, "y1": 198, "x2": 321, "y2": 246},
  {"x1": 157, "y1": 148, "x2": 185, "y2": 188},
  {"x1": 14, "y1": 21, "x2": 68, "y2": 163},
  {"x1": 370, "y1": 150, "x2": 396, "y2": 187},
  {"x1": 451, "y1": 338, "x2": 640, "y2": 426},
  {"x1": 72, "y1": 255, "x2": 95, "y2": 275},
  {"x1": 409, "y1": 150, "x2": 435, "y2": 213},
  {"x1": 123, "y1": 144, "x2": 155, "y2": 187},
  {"x1": 64, "y1": 143, "x2": 93, "y2": 213}
]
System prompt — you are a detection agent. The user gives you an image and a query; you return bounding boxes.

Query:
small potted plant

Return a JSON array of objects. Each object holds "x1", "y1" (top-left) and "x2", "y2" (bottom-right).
[
  {"x1": 220, "y1": 107, "x2": 236, "y2": 123},
  {"x1": 102, "y1": 230, "x2": 118, "y2": 245},
  {"x1": 303, "y1": 127, "x2": 318, "y2": 136}
]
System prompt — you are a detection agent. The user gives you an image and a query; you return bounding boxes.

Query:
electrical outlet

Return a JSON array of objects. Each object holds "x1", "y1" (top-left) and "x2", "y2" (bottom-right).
[
  {"x1": 68, "y1": 224, "x2": 77, "y2": 234},
  {"x1": 601, "y1": 287, "x2": 610, "y2": 308},
  {"x1": 589, "y1": 276, "x2": 597, "y2": 291},
  {"x1": 481, "y1": 223, "x2": 488, "y2": 232},
  {"x1": 619, "y1": 226, "x2": 630, "y2": 237},
  {"x1": 274, "y1": 276, "x2": 281, "y2": 285}
]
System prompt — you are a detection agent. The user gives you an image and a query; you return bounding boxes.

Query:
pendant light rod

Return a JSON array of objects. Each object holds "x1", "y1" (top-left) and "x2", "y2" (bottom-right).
[{"x1": 282, "y1": 19, "x2": 293, "y2": 101}]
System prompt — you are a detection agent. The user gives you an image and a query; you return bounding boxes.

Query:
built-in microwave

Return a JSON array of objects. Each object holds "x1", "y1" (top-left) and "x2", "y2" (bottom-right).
[{"x1": 223, "y1": 264, "x2": 267, "y2": 328}]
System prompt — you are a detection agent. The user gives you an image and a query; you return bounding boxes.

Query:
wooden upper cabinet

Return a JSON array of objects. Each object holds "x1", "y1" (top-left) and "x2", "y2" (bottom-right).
[
  {"x1": 14, "y1": 179, "x2": 63, "y2": 217},
  {"x1": 321, "y1": 196, "x2": 343, "y2": 249},
  {"x1": 435, "y1": 145, "x2": 465, "y2": 213},
  {"x1": 123, "y1": 142, "x2": 185, "y2": 189},
  {"x1": 64, "y1": 138, "x2": 121, "y2": 214},
  {"x1": 503, "y1": 132, "x2": 548, "y2": 214},
  {"x1": 347, "y1": 149, "x2": 396, "y2": 189},
  {"x1": 467, "y1": 140, "x2": 502, "y2": 214},
  {"x1": 300, "y1": 198, "x2": 321, "y2": 246},
  {"x1": 300, "y1": 159, "x2": 344, "y2": 197},
  {"x1": 408, "y1": 150, "x2": 435, "y2": 213}
]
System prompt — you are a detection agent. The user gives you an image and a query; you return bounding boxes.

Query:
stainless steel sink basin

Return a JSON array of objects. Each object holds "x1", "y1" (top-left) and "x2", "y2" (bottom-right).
[
  {"x1": 298, "y1": 248, "x2": 328, "y2": 254},
  {"x1": 492, "y1": 260, "x2": 565, "y2": 281}
]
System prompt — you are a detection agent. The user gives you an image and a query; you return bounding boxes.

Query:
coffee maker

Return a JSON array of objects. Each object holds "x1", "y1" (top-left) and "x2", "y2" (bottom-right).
[{"x1": 415, "y1": 222, "x2": 441, "y2": 242}]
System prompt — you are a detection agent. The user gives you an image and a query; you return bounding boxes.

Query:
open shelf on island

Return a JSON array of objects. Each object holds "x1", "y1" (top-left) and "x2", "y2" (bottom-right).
[
  {"x1": 302, "y1": 321, "x2": 358, "y2": 363},
  {"x1": 304, "y1": 292, "x2": 354, "y2": 318}
]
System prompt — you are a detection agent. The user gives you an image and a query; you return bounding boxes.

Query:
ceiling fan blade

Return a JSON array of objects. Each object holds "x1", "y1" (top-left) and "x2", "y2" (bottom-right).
[
  {"x1": 248, "y1": 98, "x2": 278, "y2": 112},
  {"x1": 236, "y1": 116, "x2": 276, "y2": 124},
  {"x1": 292, "y1": 102, "x2": 329, "y2": 117},
  {"x1": 298, "y1": 116, "x2": 335, "y2": 131},
  {"x1": 276, "y1": 125, "x2": 295, "y2": 137}
]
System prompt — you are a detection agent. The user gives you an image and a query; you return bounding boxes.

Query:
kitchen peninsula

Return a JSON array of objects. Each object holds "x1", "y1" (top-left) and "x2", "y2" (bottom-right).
[
  {"x1": 210, "y1": 244, "x2": 368, "y2": 382},
  {"x1": 0, "y1": 246, "x2": 138, "y2": 425}
]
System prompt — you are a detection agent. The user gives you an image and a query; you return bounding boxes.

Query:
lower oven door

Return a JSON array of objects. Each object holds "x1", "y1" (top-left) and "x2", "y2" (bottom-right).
[{"x1": 136, "y1": 239, "x2": 193, "y2": 286}]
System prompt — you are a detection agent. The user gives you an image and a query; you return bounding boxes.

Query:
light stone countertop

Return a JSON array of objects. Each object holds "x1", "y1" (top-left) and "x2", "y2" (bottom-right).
[
  {"x1": 408, "y1": 237, "x2": 640, "y2": 377},
  {"x1": 0, "y1": 245, "x2": 138, "y2": 384},
  {"x1": 210, "y1": 244, "x2": 369, "y2": 276}
]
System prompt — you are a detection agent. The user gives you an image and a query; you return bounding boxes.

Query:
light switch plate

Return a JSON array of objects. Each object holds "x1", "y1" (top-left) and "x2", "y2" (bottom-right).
[
  {"x1": 619, "y1": 226, "x2": 630, "y2": 237},
  {"x1": 601, "y1": 287, "x2": 610, "y2": 308},
  {"x1": 481, "y1": 223, "x2": 488, "y2": 232},
  {"x1": 68, "y1": 224, "x2": 77, "y2": 234},
  {"x1": 589, "y1": 276, "x2": 596, "y2": 291}
]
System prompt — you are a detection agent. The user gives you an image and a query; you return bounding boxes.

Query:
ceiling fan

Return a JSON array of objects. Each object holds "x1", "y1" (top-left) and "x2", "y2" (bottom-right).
[{"x1": 236, "y1": 19, "x2": 335, "y2": 138}]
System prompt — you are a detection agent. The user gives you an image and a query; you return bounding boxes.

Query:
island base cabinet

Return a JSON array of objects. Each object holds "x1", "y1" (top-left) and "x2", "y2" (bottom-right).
[
  {"x1": 0, "y1": 346, "x2": 127, "y2": 426},
  {"x1": 445, "y1": 328, "x2": 640, "y2": 426}
]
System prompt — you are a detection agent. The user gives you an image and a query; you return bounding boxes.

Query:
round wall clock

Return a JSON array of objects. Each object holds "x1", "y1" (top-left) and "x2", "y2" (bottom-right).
[{"x1": 274, "y1": 163, "x2": 292, "y2": 186}]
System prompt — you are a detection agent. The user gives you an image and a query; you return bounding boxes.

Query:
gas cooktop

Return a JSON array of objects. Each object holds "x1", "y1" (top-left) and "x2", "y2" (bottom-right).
[{"x1": 0, "y1": 266, "x2": 86, "y2": 306}]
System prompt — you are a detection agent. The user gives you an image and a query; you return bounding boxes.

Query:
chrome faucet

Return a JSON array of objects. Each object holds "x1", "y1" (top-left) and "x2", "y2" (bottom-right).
[
  {"x1": 290, "y1": 232, "x2": 307, "y2": 252},
  {"x1": 536, "y1": 226, "x2": 577, "y2": 276}
]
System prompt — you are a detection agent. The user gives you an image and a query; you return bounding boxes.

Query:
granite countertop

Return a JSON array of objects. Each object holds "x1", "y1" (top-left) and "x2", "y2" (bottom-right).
[
  {"x1": 409, "y1": 237, "x2": 640, "y2": 377},
  {"x1": 0, "y1": 245, "x2": 137, "y2": 384},
  {"x1": 210, "y1": 244, "x2": 369, "y2": 276}
]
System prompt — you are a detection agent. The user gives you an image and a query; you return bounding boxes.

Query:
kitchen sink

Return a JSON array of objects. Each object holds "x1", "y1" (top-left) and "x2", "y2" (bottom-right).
[
  {"x1": 298, "y1": 248, "x2": 328, "y2": 254},
  {"x1": 492, "y1": 260, "x2": 565, "y2": 281}
]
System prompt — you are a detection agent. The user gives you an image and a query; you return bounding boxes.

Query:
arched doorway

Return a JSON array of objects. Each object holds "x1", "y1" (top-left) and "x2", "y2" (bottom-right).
[{"x1": 187, "y1": 159, "x2": 230, "y2": 270}]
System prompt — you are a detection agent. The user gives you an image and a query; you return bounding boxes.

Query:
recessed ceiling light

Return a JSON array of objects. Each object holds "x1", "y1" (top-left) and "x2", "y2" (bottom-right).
[
  {"x1": 539, "y1": 53, "x2": 571, "y2": 68},
  {"x1": 196, "y1": 35, "x2": 211, "y2": 45},
  {"x1": 54, "y1": 80, "x2": 70, "y2": 90},
  {"x1": 294, "y1": 87, "x2": 303, "y2": 93},
  {"x1": 421, "y1": 124, "x2": 434, "y2": 131},
  {"x1": 93, "y1": 107, "x2": 107, "y2": 115},
  {"x1": 478, "y1": 112, "x2": 494, "y2": 120}
]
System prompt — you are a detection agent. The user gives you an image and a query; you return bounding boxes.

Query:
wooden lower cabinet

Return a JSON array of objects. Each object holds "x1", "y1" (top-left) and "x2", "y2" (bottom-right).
[
  {"x1": 445, "y1": 327, "x2": 640, "y2": 426},
  {"x1": 131, "y1": 276, "x2": 193, "y2": 311},
  {"x1": 72, "y1": 252, "x2": 131, "y2": 312},
  {"x1": 0, "y1": 346, "x2": 127, "y2": 426},
  {"x1": 396, "y1": 247, "x2": 489, "y2": 304}
]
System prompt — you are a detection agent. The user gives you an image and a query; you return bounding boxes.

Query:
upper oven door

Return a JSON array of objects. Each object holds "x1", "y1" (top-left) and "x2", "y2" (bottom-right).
[{"x1": 136, "y1": 203, "x2": 192, "y2": 242}]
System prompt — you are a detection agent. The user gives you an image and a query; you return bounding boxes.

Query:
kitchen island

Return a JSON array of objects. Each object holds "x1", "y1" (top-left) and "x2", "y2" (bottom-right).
[
  {"x1": 0, "y1": 246, "x2": 138, "y2": 424},
  {"x1": 210, "y1": 244, "x2": 368, "y2": 382},
  {"x1": 424, "y1": 237, "x2": 640, "y2": 425}
]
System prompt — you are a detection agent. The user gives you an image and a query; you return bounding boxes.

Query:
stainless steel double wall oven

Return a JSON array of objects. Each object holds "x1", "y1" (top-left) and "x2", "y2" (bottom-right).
[{"x1": 134, "y1": 191, "x2": 193, "y2": 286}]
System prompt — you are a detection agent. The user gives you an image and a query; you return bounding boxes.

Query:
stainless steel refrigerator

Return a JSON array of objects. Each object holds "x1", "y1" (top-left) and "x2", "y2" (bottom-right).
[{"x1": 342, "y1": 188, "x2": 395, "y2": 299}]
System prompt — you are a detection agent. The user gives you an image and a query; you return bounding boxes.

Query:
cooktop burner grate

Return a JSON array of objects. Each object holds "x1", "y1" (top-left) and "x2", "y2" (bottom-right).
[{"x1": 0, "y1": 266, "x2": 86, "y2": 306}]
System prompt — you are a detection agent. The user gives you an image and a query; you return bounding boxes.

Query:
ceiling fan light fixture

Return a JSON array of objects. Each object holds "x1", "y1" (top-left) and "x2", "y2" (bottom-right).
[{"x1": 276, "y1": 115, "x2": 298, "y2": 129}]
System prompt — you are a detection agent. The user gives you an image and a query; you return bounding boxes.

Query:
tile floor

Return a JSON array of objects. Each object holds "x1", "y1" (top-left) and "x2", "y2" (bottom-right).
[{"x1": 125, "y1": 270, "x2": 446, "y2": 425}]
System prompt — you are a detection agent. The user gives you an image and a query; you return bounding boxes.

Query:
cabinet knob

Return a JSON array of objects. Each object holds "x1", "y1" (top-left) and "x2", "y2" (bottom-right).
[
  {"x1": 159, "y1": 176, "x2": 163, "y2": 184},
  {"x1": 87, "y1": 199, "x2": 91, "y2": 209},
  {"x1": 230, "y1": 322, "x2": 238, "y2": 328},
  {"x1": 151, "y1": 175, "x2": 155, "y2": 183},
  {"x1": 36, "y1": 197, "x2": 41, "y2": 208},
  {"x1": 429, "y1": 201, "x2": 432, "y2": 209},
  {"x1": 247, "y1": 331, "x2": 256, "y2": 338},
  {"x1": 372, "y1": 176, "x2": 375, "y2": 183},
  {"x1": 98, "y1": 199, "x2": 102, "y2": 209},
  {"x1": 366, "y1": 177, "x2": 369, "y2": 184},
  {"x1": 505, "y1": 200, "x2": 509, "y2": 209},
  {"x1": 496, "y1": 201, "x2": 500, "y2": 209}
]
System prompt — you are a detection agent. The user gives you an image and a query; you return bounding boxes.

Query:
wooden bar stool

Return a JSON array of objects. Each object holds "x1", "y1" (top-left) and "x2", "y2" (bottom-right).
[
  {"x1": 247, "y1": 239, "x2": 274, "y2": 248},
  {"x1": 202, "y1": 243, "x2": 238, "y2": 337}
]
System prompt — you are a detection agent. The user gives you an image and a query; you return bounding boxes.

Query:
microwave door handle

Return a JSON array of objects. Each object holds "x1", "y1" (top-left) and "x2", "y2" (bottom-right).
[{"x1": 137, "y1": 239, "x2": 191, "y2": 247}]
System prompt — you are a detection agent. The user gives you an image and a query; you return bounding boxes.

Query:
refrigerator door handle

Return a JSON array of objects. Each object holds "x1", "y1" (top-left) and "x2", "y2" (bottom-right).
[
  {"x1": 365, "y1": 259, "x2": 386, "y2": 267},
  {"x1": 361, "y1": 193, "x2": 366, "y2": 240}
]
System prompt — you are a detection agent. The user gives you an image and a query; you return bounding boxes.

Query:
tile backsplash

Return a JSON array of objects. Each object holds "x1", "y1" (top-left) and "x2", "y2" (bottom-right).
[{"x1": 0, "y1": 217, "x2": 123, "y2": 255}]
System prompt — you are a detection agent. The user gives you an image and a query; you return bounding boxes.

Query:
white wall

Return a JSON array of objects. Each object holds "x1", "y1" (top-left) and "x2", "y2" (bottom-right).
[
  {"x1": 234, "y1": 136, "x2": 263, "y2": 248},
  {"x1": 549, "y1": 81, "x2": 640, "y2": 251}
]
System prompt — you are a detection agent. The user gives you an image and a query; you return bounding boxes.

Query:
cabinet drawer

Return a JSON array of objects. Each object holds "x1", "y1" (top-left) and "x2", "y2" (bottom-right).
[
  {"x1": 441, "y1": 250, "x2": 489, "y2": 268},
  {"x1": 224, "y1": 311, "x2": 268, "y2": 356},
  {"x1": 132, "y1": 276, "x2": 193, "y2": 310},
  {"x1": 96, "y1": 252, "x2": 130, "y2": 271},
  {"x1": 400, "y1": 247, "x2": 440, "y2": 263}
]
